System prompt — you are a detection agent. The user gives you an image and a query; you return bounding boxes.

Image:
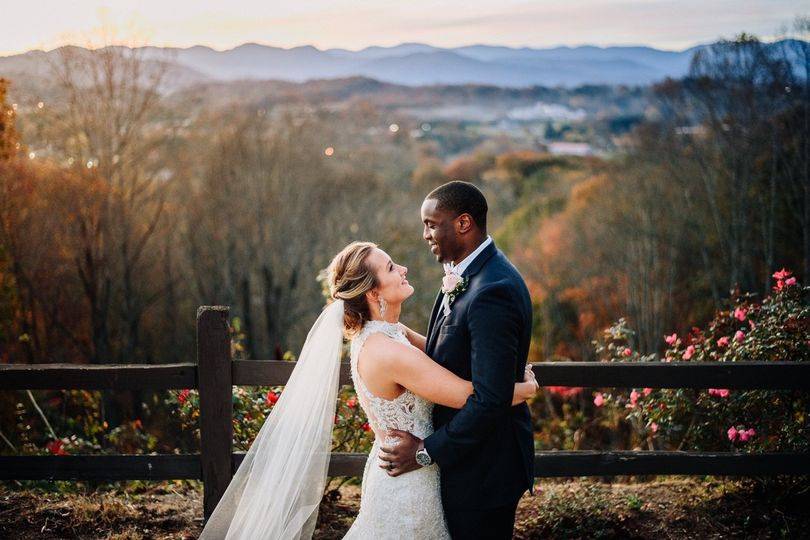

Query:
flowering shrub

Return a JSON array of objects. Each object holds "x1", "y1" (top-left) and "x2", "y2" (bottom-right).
[
  {"x1": 591, "y1": 269, "x2": 809, "y2": 452},
  {"x1": 3, "y1": 388, "x2": 154, "y2": 457},
  {"x1": 168, "y1": 318, "x2": 374, "y2": 455},
  {"x1": 168, "y1": 380, "x2": 373, "y2": 454}
]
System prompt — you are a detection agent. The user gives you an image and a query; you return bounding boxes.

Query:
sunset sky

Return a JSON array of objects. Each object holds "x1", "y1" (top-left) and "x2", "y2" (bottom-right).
[{"x1": 2, "y1": 0, "x2": 802, "y2": 56}]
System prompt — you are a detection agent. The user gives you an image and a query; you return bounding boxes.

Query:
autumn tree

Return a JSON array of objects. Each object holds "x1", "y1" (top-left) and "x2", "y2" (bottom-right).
[{"x1": 39, "y1": 43, "x2": 174, "y2": 371}]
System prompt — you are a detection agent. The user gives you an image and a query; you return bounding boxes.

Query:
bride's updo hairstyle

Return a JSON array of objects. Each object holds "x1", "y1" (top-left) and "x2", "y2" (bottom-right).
[{"x1": 327, "y1": 241, "x2": 379, "y2": 335}]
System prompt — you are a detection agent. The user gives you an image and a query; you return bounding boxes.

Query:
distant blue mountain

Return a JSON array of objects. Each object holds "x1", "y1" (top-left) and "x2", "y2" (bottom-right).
[{"x1": 0, "y1": 40, "x2": 803, "y2": 89}]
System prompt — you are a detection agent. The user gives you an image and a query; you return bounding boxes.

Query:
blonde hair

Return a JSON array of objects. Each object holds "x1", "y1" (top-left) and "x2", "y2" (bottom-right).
[{"x1": 327, "y1": 241, "x2": 379, "y2": 335}]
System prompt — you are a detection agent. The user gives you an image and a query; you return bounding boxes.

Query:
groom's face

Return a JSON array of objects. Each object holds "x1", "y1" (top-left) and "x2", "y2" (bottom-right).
[{"x1": 421, "y1": 198, "x2": 460, "y2": 264}]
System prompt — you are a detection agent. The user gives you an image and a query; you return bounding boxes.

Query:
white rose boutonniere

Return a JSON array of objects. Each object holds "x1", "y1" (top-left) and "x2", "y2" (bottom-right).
[{"x1": 441, "y1": 270, "x2": 469, "y2": 315}]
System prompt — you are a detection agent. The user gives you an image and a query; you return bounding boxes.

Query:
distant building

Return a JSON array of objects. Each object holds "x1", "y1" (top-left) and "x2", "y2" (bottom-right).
[
  {"x1": 547, "y1": 141, "x2": 594, "y2": 156},
  {"x1": 507, "y1": 102, "x2": 587, "y2": 122},
  {"x1": 674, "y1": 125, "x2": 707, "y2": 136}
]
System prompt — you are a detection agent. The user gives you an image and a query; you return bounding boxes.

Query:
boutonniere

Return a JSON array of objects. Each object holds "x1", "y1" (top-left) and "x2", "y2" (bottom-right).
[{"x1": 441, "y1": 271, "x2": 469, "y2": 310}]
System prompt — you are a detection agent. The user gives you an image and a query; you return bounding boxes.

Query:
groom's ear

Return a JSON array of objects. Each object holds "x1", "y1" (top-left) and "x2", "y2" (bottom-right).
[{"x1": 456, "y1": 213, "x2": 473, "y2": 235}]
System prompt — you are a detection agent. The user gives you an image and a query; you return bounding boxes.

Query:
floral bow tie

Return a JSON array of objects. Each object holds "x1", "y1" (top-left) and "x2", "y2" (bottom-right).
[{"x1": 440, "y1": 264, "x2": 468, "y2": 316}]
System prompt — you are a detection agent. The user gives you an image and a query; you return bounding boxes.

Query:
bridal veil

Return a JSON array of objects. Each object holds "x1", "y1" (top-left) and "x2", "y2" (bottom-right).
[{"x1": 199, "y1": 299, "x2": 345, "y2": 539}]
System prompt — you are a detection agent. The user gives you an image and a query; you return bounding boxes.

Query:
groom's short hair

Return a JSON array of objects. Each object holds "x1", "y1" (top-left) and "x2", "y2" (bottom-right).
[{"x1": 426, "y1": 181, "x2": 487, "y2": 231}]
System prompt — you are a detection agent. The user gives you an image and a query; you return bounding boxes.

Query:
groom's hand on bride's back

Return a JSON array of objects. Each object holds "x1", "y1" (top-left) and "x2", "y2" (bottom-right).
[{"x1": 378, "y1": 429, "x2": 422, "y2": 477}]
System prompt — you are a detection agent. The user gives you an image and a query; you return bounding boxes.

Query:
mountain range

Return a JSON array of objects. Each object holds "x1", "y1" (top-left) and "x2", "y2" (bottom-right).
[{"x1": 0, "y1": 40, "x2": 802, "y2": 91}]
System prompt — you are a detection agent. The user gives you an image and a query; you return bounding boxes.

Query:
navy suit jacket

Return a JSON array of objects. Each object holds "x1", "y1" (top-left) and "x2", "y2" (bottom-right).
[{"x1": 423, "y1": 240, "x2": 534, "y2": 510}]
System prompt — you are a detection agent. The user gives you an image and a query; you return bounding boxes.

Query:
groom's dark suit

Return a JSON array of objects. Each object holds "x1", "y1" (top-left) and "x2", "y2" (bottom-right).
[{"x1": 423, "y1": 240, "x2": 534, "y2": 539}]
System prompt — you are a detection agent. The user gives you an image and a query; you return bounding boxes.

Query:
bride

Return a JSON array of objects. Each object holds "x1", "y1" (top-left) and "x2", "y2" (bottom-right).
[{"x1": 199, "y1": 241, "x2": 539, "y2": 539}]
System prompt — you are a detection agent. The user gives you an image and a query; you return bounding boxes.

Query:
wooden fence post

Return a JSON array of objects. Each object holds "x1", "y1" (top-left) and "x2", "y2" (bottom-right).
[{"x1": 197, "y1": 306, "x2": 233, "y2": 522}]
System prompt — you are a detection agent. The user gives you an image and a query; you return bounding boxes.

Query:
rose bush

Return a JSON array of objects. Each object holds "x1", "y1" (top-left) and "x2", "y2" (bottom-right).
[{"x1": 591, "y1": 269, "x2": 809, "y2": 452}]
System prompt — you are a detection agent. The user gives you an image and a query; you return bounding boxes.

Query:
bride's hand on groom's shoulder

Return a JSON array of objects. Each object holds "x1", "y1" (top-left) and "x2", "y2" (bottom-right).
[
  {"x1": 511, "y1": 365, "x2": 539, "y2": 405},
  {"x1": 524, "y1": 364, "x2": 539, "y2": 391}
]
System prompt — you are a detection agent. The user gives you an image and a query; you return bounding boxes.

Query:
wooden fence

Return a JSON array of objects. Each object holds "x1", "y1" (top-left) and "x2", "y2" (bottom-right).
[{"x1": 1, "y1": 305, "x2": 808, "y2": 521}]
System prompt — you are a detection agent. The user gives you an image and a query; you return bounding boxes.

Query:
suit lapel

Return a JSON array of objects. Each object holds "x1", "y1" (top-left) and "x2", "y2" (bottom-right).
[
  {"x1": 426, "y1": 288, "x2": 444, "y2": 355},
  {"x1": 427, "y1": 288, "x2": 443, "y2": 336}
]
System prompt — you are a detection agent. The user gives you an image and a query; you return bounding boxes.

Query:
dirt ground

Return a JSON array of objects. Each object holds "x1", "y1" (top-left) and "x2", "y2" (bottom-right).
[{"x1": 0, "y1": 477, "x2": 808, "y2": 539}]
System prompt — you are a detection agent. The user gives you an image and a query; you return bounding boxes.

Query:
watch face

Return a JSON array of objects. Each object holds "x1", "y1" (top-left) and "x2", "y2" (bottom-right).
[{"x1": 416, "y1": 451, "x2": 431, "y2": 466}]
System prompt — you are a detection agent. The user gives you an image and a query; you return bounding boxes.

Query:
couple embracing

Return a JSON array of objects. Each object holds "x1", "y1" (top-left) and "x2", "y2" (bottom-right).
[{"x1": 200, "y1": 181, "x2": 536, "y2": 540}]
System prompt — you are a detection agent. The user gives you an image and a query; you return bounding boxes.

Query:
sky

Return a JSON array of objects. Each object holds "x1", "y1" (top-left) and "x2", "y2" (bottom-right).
[{"x1": 1, "y1": 0, "x2": 803, "y2": 56}]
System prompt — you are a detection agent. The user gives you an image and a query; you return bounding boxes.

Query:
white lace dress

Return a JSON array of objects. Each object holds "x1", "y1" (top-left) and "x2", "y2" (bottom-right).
[{"x1": 343, "y1": 320, "x2": 450, "y2": 539}]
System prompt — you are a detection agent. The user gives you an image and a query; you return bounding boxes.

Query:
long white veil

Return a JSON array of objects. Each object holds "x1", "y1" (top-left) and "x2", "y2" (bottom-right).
[{"x1": 199, "y1": 299, "x2": 345, "y2": 540}]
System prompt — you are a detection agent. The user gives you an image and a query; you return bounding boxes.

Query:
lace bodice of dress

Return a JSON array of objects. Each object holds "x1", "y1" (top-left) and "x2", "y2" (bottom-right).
[
  {"x1": 349, "y1": 320, "x2": 434, "y2": 440},
  {"x1": 343, "y1": 320, "x2": 450, "y2": 540}
]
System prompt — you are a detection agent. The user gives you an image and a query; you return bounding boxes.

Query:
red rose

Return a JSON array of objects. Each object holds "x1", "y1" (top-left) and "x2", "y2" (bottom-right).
[{"x1": 46, "y1": 439, "x2": 68, "y2": 455}]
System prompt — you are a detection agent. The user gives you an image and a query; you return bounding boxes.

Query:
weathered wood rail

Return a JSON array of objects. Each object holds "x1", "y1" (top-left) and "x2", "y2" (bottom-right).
[{"x1": 1, "y1": 305, "x2": 808, "y2": 521}]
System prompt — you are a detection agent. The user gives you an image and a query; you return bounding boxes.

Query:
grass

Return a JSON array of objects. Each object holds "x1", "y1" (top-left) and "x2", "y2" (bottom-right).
[{"x1": 0, "y1": 477, "x2": 808, "y2": 539}]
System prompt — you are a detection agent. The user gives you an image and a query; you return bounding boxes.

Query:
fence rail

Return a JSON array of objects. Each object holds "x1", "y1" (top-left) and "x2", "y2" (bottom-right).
[
  {"x1": 3, "y1": 450, "x2": 808, "y2": 482},
  {"x1": 1, "y1": 305, "x2": 808, "y2": 521}
]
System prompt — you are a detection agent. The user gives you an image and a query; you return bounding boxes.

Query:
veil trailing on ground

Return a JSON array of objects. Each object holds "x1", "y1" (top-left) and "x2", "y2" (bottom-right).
[{"x1": 199, "y1": 299, "x2": 345, "y2": 540}]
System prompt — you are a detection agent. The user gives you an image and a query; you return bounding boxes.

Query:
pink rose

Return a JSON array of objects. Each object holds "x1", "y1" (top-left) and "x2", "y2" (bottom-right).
[
  {"x1": 709, "y1": 388, "x2": 730, "y2": 398},
  {"x1": 734, "y1": 330, "x2": 745, "y2": 342},
  {"x1": 643, "y1": 387, "x2": 652, "y2": 396},
  {"x1": 727, "y1": 426, "x2": 738, "y2": 441},
  {"x1": 622, "y1": 347, "x2": 632, "y2": 357},
  {"x1": 629, "y1": 389, "x2": 640, "y2": 406},
  {"x1": 593, "y1": 392, "x2": 604, "y2": 407},
  {"x1": 665, "y1": 333, "x2": 678, "y2": 346},
  {"x1": 650, "y1": 422, "x2": 658, "y2": 433},
  {"x1": 683, "y1": 345, "x2": 695, "y2": 360},
  {"x1": 773, "y1": 269, "x2": 792, "y2": 291},
  {"x1": 737, "y1": 428, "x2": 755, "y2": 442},
  {"x1": 717, "y1": 336, "x2": 729, "y2": 347},
  {"x1": 441, "y1": 272, "x2": 462, "y2": 294},
  {"x1": 733, "y1": 307, "x2": 747, "y2": 321}
]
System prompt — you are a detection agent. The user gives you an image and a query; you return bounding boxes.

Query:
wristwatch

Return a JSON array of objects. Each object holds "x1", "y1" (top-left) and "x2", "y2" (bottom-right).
[{"x1": 415, "y1": 445, "x2": 432, "y2": 467}]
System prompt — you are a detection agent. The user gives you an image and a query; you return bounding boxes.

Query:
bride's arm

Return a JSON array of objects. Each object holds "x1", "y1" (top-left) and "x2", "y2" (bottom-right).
[
  {"x1": 398, "y1": 323, "x2": 426, "y2": 352},
  {"x1": 368, "y1": 336, "x2": 536, "y2": 409}
]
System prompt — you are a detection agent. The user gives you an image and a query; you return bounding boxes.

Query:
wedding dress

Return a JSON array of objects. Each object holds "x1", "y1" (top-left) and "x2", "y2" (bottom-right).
[{"x1": 343, "y1": 319, "x2": 450, "y2": 539}]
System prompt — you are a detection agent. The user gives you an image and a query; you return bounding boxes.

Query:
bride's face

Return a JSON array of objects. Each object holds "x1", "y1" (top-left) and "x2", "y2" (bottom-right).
[{"x1": 367, "y1": 248, "x2": 414, "y2": 306}]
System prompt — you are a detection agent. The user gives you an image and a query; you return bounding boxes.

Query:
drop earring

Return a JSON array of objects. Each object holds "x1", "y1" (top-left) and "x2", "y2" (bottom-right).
[{"x1": 379, "y1": 297, "x2": 387, "y2": 318}]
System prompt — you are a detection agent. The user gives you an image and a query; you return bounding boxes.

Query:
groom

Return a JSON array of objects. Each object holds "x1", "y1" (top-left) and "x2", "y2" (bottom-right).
[{"x1": 379, "y1": 181, "x2": 534, "y2": 539}]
